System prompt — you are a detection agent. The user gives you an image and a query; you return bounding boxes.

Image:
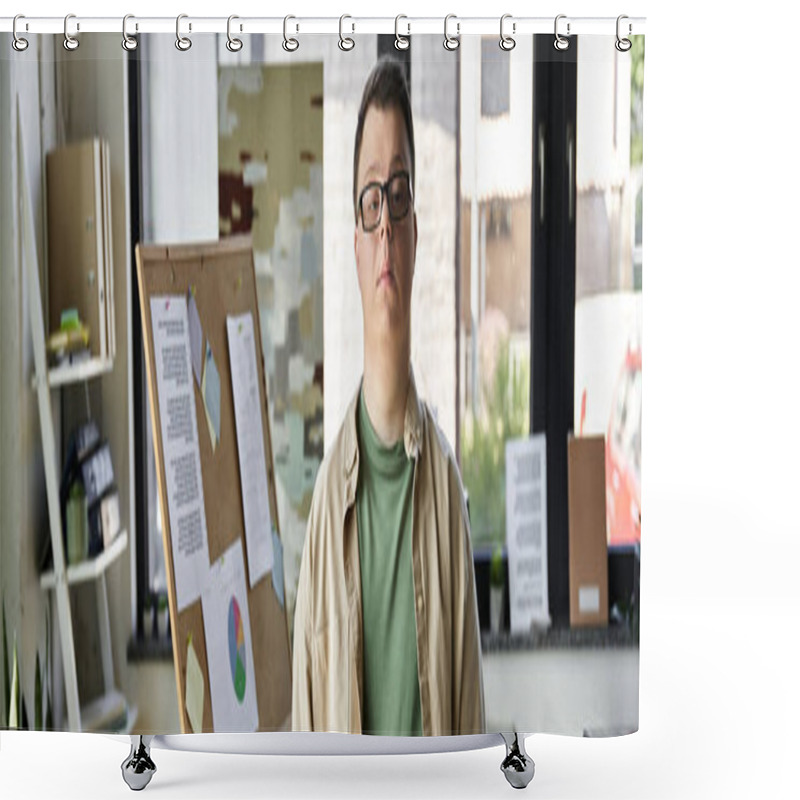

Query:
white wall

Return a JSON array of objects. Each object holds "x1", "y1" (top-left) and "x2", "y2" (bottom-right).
[{"x1": 141, "y1": 35, "x2": 219, "y2": 245}]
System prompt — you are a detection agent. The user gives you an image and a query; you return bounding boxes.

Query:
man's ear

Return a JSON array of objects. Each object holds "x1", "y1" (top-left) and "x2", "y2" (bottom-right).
[{"x1": 354, "y1": 224, "x2": 359, "y2": 266}]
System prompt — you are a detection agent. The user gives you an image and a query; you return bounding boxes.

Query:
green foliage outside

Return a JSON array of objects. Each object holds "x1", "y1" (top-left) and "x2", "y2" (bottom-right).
[
  {"x1": 490, "y1": 544, "x2": 504, "y2": 587},
  {"x1": 461, "y1": 338, "x2": 530, "y2": 549},
  {"x1": 630, "y1": 36, "x2": 645, "y2": 166}
]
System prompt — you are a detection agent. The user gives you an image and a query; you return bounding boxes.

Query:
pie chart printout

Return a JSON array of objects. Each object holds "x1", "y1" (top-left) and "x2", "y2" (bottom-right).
[
  {"x1": 228, "y1": 596, "x2": 247, "y2": 704},
  {"x1": 200, "y1": 532, "x2": 259, "y2": 730}
]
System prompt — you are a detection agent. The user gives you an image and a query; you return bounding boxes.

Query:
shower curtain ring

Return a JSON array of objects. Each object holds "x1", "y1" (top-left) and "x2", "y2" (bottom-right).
[
  {"x1": 339, "y1": 15, "x2": 355, "y2": 51},
  {"x1": 176, "y1": 14, "x2": 192, "y2": 51},
  {"x1": 227, "y1": 15, "x2": 243, "y2": 52},
  {"x1": 283, "y1": 15, "x2": 299, "y2": 52},
  {"x1": 122, "y1": 14, "x2": 138, "y2": 51},
  {"x1": 499, "y1": 14, "x2": 516, "y2": 51},
  {"x1": 443, "y1": 14, "x2": 460, "y2": 51},
  {"x1": 63, "y1": 14, "x2": 80, "y2": 51},
  {"x1": 554, "y1": 14, "x2": 570, "y2": 51},
  {"x1": 615, "y1": 15, "x2": 632, "y2": 52},
  {"x1": 12, "y1": 15, "x2": 29, "y2": 52},
  {"x1": 394, "y1": 15, "x2": 410, "y2": 50}
]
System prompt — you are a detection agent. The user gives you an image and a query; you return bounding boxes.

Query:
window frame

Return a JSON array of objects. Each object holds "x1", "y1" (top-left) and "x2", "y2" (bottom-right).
[
  {"x1": 128, "y1": 50, "x2": 170, "y2": 648},
  {"x1": 531, "y1": 34, "x2": 578, "y2": 628}
]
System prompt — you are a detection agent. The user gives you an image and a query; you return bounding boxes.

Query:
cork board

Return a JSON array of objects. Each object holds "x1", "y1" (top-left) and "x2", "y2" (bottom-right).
[{"x1": 136, "y1": 235, "x2": 291, "y2": 733}]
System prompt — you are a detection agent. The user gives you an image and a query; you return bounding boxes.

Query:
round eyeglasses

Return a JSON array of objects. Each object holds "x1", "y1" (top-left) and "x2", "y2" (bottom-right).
[{"x1": 358, "y1": 170, "x2": 413, "y2": 233}]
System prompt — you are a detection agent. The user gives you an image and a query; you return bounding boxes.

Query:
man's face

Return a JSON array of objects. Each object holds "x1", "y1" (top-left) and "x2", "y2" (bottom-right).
[{"x1": 354, "y1": 104, "x2": 417, "y2": 343}]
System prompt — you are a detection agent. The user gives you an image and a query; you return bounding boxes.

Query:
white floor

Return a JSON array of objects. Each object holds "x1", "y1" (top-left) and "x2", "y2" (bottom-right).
[{"x1": 2, "y1": 594, "x2": 797, "y2": 799}]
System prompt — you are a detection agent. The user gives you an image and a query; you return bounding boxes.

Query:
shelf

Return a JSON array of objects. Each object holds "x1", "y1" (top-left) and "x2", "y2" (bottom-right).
[
  {"x1": 40, "y1": 529, "x2": 128, "y2": 591},
  {"x1": 32, "y1": 355, "x2": 114, "y2": 389}
]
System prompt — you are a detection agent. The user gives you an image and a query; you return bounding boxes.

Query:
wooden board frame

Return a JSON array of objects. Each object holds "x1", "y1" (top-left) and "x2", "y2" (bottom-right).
[{"x1": 136, "y1": 235, "x2": 291, "y2": 733}]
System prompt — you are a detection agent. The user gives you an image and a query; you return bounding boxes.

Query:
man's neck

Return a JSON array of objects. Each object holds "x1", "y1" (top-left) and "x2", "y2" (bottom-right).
[{"x1": 362, "y1": 338, "x2": 410, "y2": 448}]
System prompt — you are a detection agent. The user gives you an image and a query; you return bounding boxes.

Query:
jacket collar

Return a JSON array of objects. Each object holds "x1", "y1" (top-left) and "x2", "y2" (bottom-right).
[{"x1": 343, "y1": 365, "x2": 424, "y2": 501}]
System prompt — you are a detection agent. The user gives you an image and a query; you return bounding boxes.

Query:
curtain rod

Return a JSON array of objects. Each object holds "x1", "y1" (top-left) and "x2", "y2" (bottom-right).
[{"x1": 1, "y1": 15, "x2": 646, "y2": 37}]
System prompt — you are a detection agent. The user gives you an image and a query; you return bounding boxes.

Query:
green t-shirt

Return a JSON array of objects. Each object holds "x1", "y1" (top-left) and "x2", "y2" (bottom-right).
[{"x1": 356, "y1": 387, "x2": 422, "y2": 736}]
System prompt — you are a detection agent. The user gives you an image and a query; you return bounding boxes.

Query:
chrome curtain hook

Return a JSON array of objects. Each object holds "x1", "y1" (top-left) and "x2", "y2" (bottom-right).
[
  {"x1": 499, "y1": 14, "x2": 516, "y2": 51},
  {"x1": 12, "y1": 14, "x2": 29, "y2": 52},
  {"x1": 227, "y1": 15, "x2": 243, "y2": 52},
  {"x1": 339, "y1": 15, "x2": 355, "y2": 51},
  {"x1": 283, "y1": 15, "x2": 299, "y2": 52},
  {"x1": 443, "y1": 14, "x2": 460, "y2": 51},
  {"x1": 394, "y1": 15, "x2": 410, "y2": 50},
  {"x1": 554, "y1": 14, "x2": 570, "y2": 51},
  {"x1": 63, "y1": 13, "x2": 79, "y2": 51},
  {"x1": 176, "y1": 14, "x2": 192, "y2": 51},
  {"x1": 122, "y1": 14, "x2": 138, "y2": 51},
  {"x1": 615, "y1": 14, "x2": 632, "y2": 52}
]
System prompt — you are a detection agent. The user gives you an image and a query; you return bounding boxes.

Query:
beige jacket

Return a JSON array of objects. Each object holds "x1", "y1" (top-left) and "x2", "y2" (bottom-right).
[{"x1": 292, "y1": 370, "x2": 485, "y2": 735}]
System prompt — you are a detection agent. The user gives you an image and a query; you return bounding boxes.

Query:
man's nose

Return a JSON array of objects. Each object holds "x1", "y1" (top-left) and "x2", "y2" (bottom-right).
[{"x1": 379, "y1": 193, "x2": 393, "y2": 239}]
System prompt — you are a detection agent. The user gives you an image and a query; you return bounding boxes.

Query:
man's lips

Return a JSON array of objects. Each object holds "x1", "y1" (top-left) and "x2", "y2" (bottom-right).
[{"x1": 377, "y1": 263, "x2": 395, "y2": 286}]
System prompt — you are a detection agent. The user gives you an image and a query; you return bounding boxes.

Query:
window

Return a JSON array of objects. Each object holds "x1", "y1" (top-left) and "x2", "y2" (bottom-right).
[
  {"x1": 574, "y1": 35, "x2": 643, "y2": 547},
  {"x1": 480, "y1": 37, "x2": 510, "y2": 118},
  {"x1": 460, "y1": 37, "x2": 532, "y2": 551}
]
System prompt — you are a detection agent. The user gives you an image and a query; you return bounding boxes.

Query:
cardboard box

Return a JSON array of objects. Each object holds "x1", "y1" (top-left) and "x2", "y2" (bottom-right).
[
  {"x1": 47, "y1": 138, "x2": 112, "y2": 358},
  {"x1": 567, "y1": 434, "x2": 609, "y2": 627}
]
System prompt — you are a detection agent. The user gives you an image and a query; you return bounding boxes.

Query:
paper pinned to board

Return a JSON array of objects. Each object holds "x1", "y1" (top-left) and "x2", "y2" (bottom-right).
[
  {"x1": 202, "y1": 340, "x2": 222, "y2": 452},
  {"x1": 187, "y1": 286, "x2": 204, "y2": 388},
  {"x1": 226, "y1": 312, "x2": 274, "y2": 588},
  {"x1": 506, "y1": 434, "x2": 551, "y2": 634},
  {"x1": 150, "y1": 295, "x2": 210, "y2": 613},
  {"x1": 201, "y1": 539, "x2": 259, "y2": 733},
  {"x1": 185, "y1": 634, "x2": 205, "y2": 733}
]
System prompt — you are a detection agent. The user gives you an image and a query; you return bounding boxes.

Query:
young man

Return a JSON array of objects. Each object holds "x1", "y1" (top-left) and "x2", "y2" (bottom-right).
[{"x1": 292, "y1": 57, "x2": 485, "y2": 736}]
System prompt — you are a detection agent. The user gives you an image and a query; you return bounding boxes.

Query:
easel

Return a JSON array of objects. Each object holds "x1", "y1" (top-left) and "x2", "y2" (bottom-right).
[{"x1": 136, "y1": 236, "x2": 291, "y2": 734}]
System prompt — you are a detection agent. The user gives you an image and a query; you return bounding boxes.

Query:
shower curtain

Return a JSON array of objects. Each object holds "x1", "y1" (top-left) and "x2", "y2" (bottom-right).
[{"x1": 0, "y1": 19, "x2": 643, "y2": 743}]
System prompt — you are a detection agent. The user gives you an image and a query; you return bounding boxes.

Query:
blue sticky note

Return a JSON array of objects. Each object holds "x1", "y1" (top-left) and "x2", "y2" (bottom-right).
[
  {"x1": 271, "y1": 527, "x2": 284, "y2": 608},
  {"x1": 202, "y1": 341, "x2": 221, "y2": 450}
]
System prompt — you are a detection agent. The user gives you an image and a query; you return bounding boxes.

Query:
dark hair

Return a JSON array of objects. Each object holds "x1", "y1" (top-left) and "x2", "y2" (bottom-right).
[{"x1": 352, "y1": 57, "x2": 415, "y2": 222}]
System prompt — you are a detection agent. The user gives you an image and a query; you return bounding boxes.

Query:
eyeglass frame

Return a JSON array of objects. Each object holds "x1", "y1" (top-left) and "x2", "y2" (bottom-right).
[{"x1": 357, "y1": 170, "x2": 414, "y2": 233}]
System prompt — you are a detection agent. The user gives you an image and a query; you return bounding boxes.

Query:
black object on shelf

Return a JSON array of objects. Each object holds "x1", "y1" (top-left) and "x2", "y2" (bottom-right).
[{"x1": 39, "y1": 420, "x2": 118, "y2": 573}]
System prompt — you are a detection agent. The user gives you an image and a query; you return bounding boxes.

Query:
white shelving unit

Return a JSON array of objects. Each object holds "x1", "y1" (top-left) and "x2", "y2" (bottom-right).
[
  {"x1": 18, "y1": 102, "x2": 135, "y2": 734},
  {"x1": 40, "y1": 529, "x2": 128, "y2": 591},
  {"x1": 44, "y1": 356, "x2": 114, "y2": 389}
]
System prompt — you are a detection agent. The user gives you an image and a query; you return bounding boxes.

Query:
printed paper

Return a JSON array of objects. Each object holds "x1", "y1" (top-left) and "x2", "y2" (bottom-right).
[
  {"x1": 185, "y1": 635, "x2": 205, "y2": 733},
  {"x1": 201, "y1": 539, "x2": 259, "y2": 733},
  {"x1": 227, "y1": 313, "x2": 274, "y2": 588},
  {"x1": 506, "y1": 434, "x2": 551, "y2": 633},
  {"x1": 150, "y1": 295, "x2": 210, "y2": 612}
]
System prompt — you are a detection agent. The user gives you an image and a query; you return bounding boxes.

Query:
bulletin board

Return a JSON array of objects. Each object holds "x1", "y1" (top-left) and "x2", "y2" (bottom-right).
[{"x1": 136, "y1": 235, "x2": 291, "y2": 733}]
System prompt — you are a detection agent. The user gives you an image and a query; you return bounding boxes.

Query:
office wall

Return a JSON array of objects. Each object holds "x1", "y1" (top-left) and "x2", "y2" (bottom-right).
[
  {"x1": 0, "y1": 33, "x2": 140, "y2": 731},
  {"x1": 0, "y1": 34, "x2": 58, "y2": 728}
]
